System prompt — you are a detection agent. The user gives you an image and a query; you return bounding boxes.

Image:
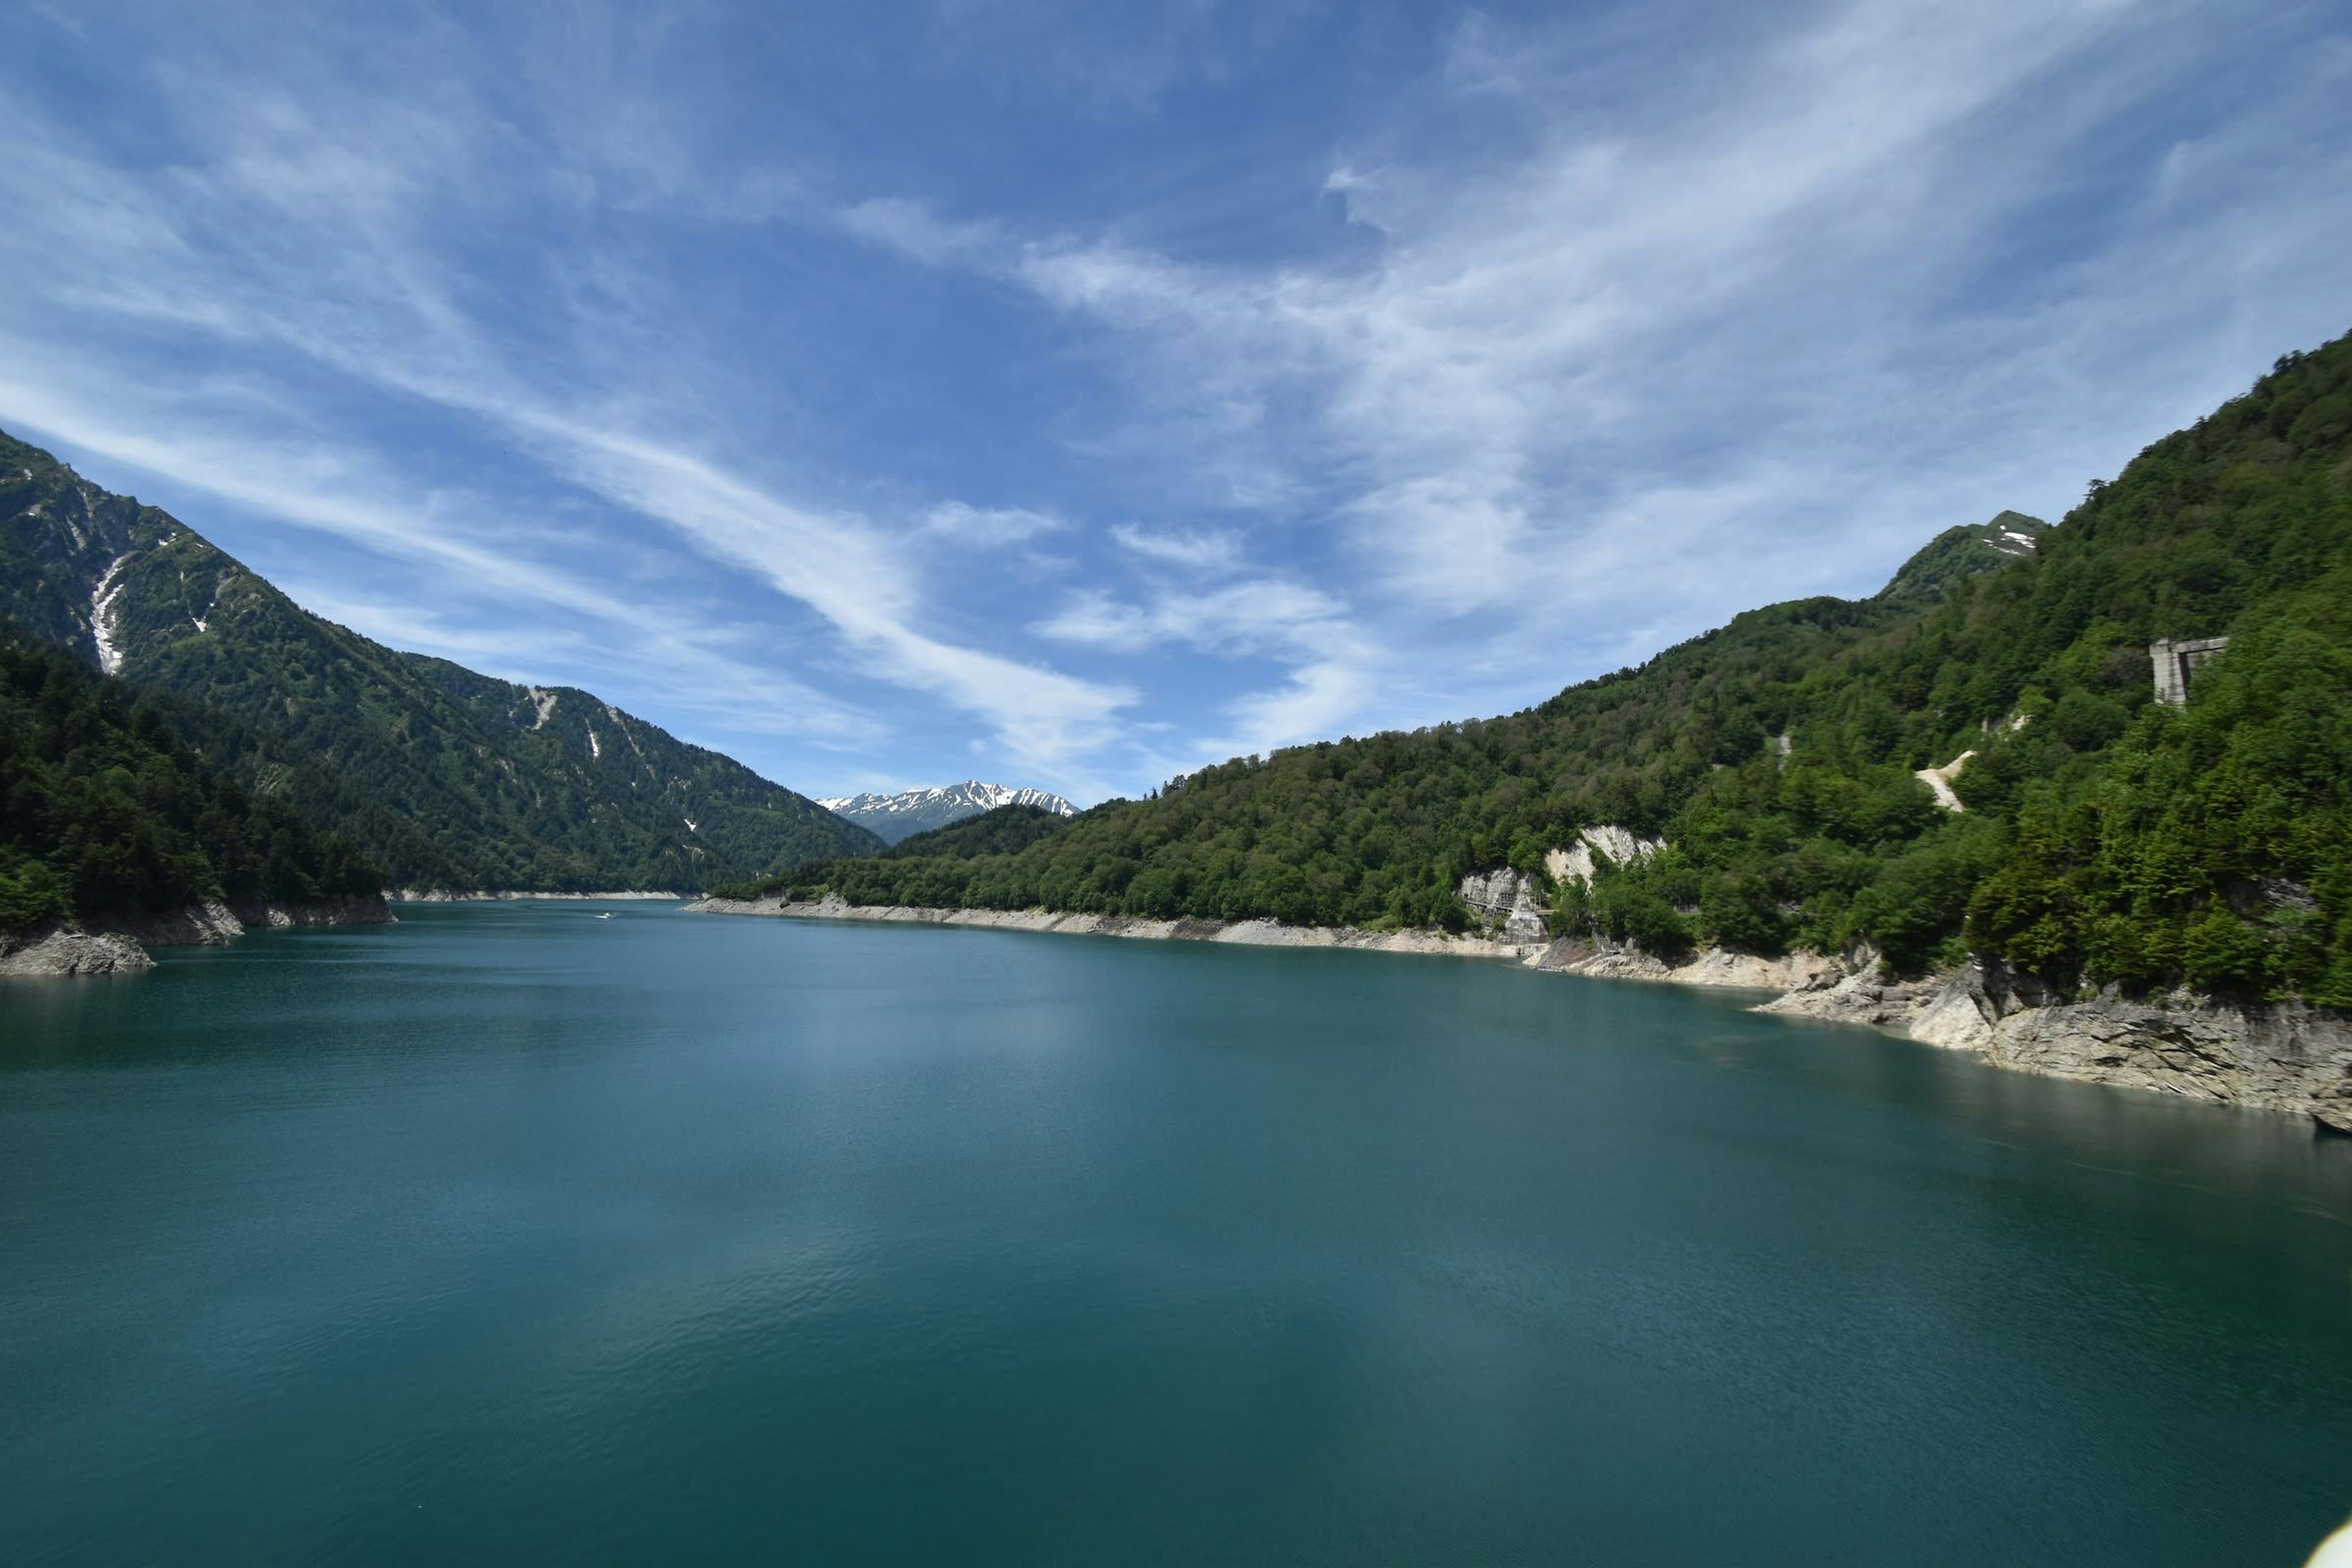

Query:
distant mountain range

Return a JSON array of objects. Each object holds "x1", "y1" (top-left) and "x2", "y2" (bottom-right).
[
  {"x1": 0, "y1": 431, "x2": 882, "y2": 891},
  {"x1": 818, "y1": 782, "x2": 1077, "y2": 844}
]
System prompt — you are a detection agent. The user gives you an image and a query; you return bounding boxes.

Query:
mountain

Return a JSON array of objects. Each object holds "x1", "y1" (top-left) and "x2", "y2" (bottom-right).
[
  {"x1": 883, "y1": 803, "x2": 1077, "y2": 860},
  {"x1": 0, "y1": 432, "x2": 883, "y2": 891},
  {"x1": 723, "y1": 328, "x2": 2352, "y2": 1007},
  {"x1": 0, "y1": 634, "x2": 380, "y2": 929},
  {"x1": 816, "y1": 782, "x2": 1077, "y2": 845},
  {"x1": 1875, "y1": 510, "x2": 2048, "y2": 603}
]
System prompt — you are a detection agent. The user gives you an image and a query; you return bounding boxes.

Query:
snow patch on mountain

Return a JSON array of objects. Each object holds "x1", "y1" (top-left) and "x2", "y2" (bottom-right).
[
  {"x1": 817, "y1": 781, "x2": 1077, "y2": 845},
  {"x1": 89, "y1": 553, "x2": 134, "y2": 674}
]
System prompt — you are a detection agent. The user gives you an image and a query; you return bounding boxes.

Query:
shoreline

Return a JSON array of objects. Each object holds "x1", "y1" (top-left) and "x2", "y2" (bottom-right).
[
  {"x1": 0, "y1": 894, "x2": 395, "y2": 978},
  {"x1": 392, "y1": 889, "x2": 688, "y2": 902},
  {"x1": 688, "y1": 894, "x2": 2351, "y2": 1133},
  {"x1": 682, "y1": 892, "x2": 1545, "y2": 960}
]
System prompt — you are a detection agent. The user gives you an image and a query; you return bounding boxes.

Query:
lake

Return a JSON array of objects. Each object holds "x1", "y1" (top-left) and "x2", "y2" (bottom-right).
[{"x1": 2, "y1": 901, "x2": 2348, "y2": 1565}]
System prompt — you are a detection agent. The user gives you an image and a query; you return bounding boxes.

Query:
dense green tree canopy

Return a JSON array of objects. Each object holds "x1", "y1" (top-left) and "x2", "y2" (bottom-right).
[
  {"x1": 0, "y1": 636, "x2": 380, "y2": 929},
  {"x1": 1, "y1": 434, "x2": 883, "y2": 891},
  {"x1": 724, "y1": 331, "x2": 2352, "y2": 1005}
]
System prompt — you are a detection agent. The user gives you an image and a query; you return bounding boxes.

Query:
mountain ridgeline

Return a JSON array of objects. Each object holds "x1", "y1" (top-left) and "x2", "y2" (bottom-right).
[
  {"x1": 1874, "y1": 510, "x2": 2047, "y2": 603},
  {"x1": 722, "y1": 330, "x2": 2352, "y2": 1008},
  {"x1": 818, "y1": 782, "x2": 1077, "y2": 845},
  {"x1": 0, "y1": 434, "x2": 883, "y2": 891},
  {"x1": 881, "y1": 802, "x2": 1079, "y2": 861}
]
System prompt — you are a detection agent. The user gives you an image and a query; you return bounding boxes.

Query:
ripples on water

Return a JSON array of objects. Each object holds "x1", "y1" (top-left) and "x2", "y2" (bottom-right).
[{"x1": 2, "y1": 902, "x2": 2348, "y2": 1565}]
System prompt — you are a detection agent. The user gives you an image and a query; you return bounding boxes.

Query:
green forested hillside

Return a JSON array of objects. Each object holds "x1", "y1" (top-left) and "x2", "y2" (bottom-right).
[
  {"x1": 0, "y1": 635, "x2": 380, "y2": 927},
  {"x1": 726, "y1": 331, "x2": 2352, "y2": 1004},
  {"x1": 0, "y1": 434, "x2": 883, "y2": 889},
  {"x1": 1875, "y1": 510, "x2": 2046, "y2": 603},
  {"x1": 883, "y1": 804, "x2": 1076, "y2": 860}
]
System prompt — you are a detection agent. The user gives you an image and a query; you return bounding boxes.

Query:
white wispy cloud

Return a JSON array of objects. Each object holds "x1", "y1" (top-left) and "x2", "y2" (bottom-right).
[
  {"x1": 1107, "y1": 522, "x2": 1246, "y2": 573},
  {"x1": 2, "y1": 0, "x2": 2345, "y2": 804},
  {"x1": 924, "y1": 500, "x2": 1067, "y2": 546},
  {"x1": 839, "y1": 0, "x2": 2352, "y2": 753},
  {"x1": 1033, "y1": 573, "x2": 1377, "y2": 763},
  {"x1": 0, "y1": 31, "x2": 1135, "y2": 777}
]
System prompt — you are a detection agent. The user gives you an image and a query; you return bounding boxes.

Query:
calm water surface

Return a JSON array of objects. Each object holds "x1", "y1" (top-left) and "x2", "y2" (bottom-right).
[{"x1": 2, "y1": 902, "x2": 2348, "y2": 1565}]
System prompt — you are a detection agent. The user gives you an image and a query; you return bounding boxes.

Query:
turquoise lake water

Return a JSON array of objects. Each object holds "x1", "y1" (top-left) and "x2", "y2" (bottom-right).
[{"x1": 2, "y1": 901, "x2": 2348, "y2": 1565}]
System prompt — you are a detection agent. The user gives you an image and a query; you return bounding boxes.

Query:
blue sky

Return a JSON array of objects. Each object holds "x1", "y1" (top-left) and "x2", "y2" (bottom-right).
[{"x1": 1, "y1": 1, "x2": 2347, "y2": 805}]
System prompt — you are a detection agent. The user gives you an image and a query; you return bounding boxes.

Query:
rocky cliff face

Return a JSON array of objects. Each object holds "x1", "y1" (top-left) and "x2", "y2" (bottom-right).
[
  {"x1": 1527, "y1": 940, "x2": 2352, "y2": 1134},
  {"x1": 1544, "y1": 826, "x2": 1664, "y2": 888},
  {"x1": 1763, "y1": 959, "x2": 2352, "y2": 1133},
  {"x1": 1456, "y1": 869, "x2": 1550, "y2": 940}
]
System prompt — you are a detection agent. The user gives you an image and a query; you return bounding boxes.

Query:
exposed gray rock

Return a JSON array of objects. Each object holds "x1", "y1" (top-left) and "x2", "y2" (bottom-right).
[
  {"x1": 1534, "y1": 937, "x2": 1850, "y2": 990},
  {"x1": 92, "y1": 900, "x2": 247, "y2": 946},
  {"x1": 0, "y1": 895, "x2": 392, "y2": 981},
  {"x1": 1544, "y1": 826, "x2": 1664, "y2": 889},
  {"x1": 233, "y1": 895, "x2": 395, "y2": 929},
  {"x1": 1456, "y1": 869, "x2": 1550, "y2": 941},
  {"x1": 1755, "y1": 959, "x2": 1950, "y2": 1029},
  {"x1": 686, "y1": 894, "x2": 1545, "y2": 961},
  {"x1": 0, "y1": 927, "x2": 154, "y2": 976},
  {"x1": 1765, "y1": 956, "x2": 2352, "y2": 1133}
]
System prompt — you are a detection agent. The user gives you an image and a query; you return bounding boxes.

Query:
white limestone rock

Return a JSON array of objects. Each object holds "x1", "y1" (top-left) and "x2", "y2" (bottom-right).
[{"x1": 1545, "y1": 826, "x2": 1664, "y2": 888}]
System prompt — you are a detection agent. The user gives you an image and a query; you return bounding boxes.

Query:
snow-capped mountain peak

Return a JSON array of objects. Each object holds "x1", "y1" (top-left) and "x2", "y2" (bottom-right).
[{"x1": 816, "y1": 781, "x2": 1076, "y2": 845}]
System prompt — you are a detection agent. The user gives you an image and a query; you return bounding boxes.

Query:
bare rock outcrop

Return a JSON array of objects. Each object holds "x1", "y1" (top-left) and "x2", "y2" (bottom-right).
[
  {"x1": 234, "y1": 895, "x2": 395, "y2": 929},
  {"x1": 0, "y1": 894, "x2": 392, "y2": 980},
  {"x1": 0, "y1": 927, "x2": 155, "y2": 977},
  {"x1": 1766, "y1": 957, "x2": 2352, "y2": 1133},
  {"x1": 1544, "y1": 826, "x2": 1664, "y2": 889},
  {"x1": 686, "y1": 893, "x2": 1545, "y2": 961},
  {"x1": 1531, "y1": 937, "x2": 1848, "y2": 992},
  {"x1": 1455, "y1": 869, "x2": 1550, "y2": 941}
]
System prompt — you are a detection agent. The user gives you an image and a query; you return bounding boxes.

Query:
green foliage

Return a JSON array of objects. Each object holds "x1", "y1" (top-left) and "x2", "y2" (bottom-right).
[
  {"x1": 884, "y1": 804, "x2": 1074, "y2": 860},
  {"x1": 0, "y1": 431, "x2": 884, "y2": 891},
  {"x1": 751, "y1": 331, "x2": 2352, "y2": 1003},
  {"x1": 1875, "y1": 510, "x2": 2048, "y2": 605},
  {"x1": 0, "y1": 850, "x2": 69, "y2": 927},
  {"x1": 0, "y1": 635, "x2": 380, "y2": 925}
]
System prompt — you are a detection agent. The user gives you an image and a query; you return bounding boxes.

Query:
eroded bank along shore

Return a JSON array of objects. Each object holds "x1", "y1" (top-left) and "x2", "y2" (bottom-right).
[
  {"x1": 391, "y1": 890, "x2": 688, "y2": 902},
  {"x1": 682, "y1": 892, "x2": 1544, "y2": 960},
  {"x1": 0, "y1": 895, "x2": 394, "y2": 978},
  {"x1": 686, "y1": 893, "x2": 2352, "y2": 1135}
]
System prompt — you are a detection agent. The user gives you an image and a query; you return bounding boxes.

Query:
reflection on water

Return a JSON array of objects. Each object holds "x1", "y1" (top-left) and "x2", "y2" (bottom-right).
[{"x1": 2, "y1": 902, "x2": 2347, "y2": 1567}]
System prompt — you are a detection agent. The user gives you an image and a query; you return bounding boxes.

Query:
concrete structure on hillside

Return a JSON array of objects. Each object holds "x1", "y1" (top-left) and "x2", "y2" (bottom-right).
[{"x1": 2150, "y1": 636, "x2": 2228, "y2": 706}]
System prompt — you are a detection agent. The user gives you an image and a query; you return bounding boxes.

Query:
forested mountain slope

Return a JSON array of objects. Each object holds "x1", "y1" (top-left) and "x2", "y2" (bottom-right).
[
  {"x1": 728, "y1": 330, "x2": 2352, "y2": 1006},
  {"x1": 1875, "y1": 510, "x2": 2046, "y2": 603},
  {"x1": 881, "y1": 803, "x2": 1078, "y2": 861},
  {"x1": 0, "y1": 434, "x2": 883, "y2": 889},
  {"x1": 0, "y1": 635, "x2": 379, "y2": 929}
]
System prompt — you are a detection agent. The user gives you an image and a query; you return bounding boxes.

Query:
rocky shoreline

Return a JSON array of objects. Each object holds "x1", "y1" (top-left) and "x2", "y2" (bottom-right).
[
  {"x1": 1752, "y1": 956, "x2": 2352, "y2": 1134},
  {"x1": 683, "y1": 892, "x2": 1545, "y2": 960},
  {"x1": 688, "y1": 894, "x2": 2351, "y2": 1133},
  {"x1": 0, "y1": 894, "x2": 394, "y2": 978},
  {"x1": 391, "y1": 889, "x2": 686, "y2": 902}
]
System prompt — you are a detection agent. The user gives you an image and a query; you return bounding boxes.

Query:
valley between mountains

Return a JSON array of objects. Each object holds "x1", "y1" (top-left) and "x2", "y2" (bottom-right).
[{"x1": 6, "y1": 333, "x2": 2350, "y2": 1132}]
